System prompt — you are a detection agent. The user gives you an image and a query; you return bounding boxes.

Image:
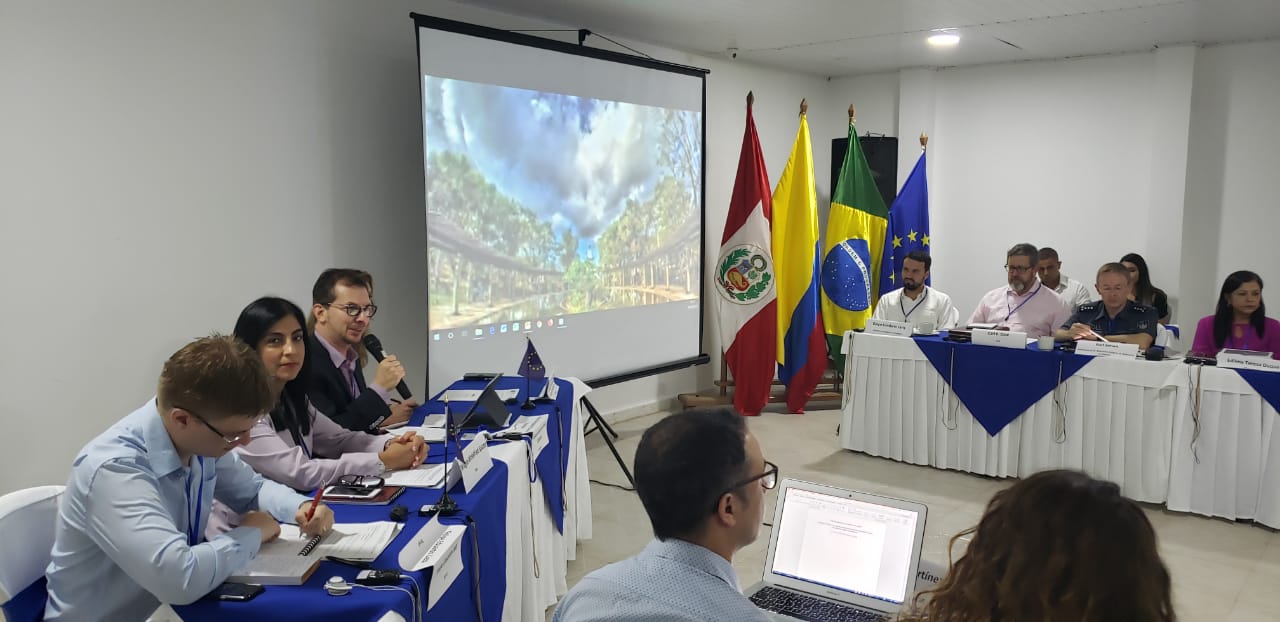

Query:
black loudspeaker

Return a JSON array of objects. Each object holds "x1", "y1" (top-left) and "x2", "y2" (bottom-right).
[{"x1": 831, "y1": 136, "x2": 898, "y2": 209}]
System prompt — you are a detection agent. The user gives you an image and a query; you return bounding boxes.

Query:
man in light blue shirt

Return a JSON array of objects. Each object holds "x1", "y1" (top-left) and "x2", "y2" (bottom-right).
[
  {"x1": 553, "y1": 408, "x2": 777, "y2": 622},
  {"x1": 44, "y1": 335, "x2": 335, "y2": 621}
]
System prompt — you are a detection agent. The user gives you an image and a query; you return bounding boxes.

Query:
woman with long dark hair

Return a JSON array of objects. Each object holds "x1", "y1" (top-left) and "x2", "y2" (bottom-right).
[
  {"x1": 230, "y1": 296, "x2": 424, "y2": 491},
  {"x1": 1120, "y1": 252, "x2": 1170, "y2": 323},
  {"x1": 1190, "y1": 271, "x2": 1280, "y2": 358},
  {"x1": 896, "y1": 470, "x2": 1175, "y2": 622}
]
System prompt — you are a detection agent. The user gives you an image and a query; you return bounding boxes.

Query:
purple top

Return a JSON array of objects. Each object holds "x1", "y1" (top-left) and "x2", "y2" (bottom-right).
[
  {"x1": 315, "y1": 331, "x2": 391, "y2": 402},
  {"x1": 1190, "y1": 315, "x2": 1280, "y2": 359}
]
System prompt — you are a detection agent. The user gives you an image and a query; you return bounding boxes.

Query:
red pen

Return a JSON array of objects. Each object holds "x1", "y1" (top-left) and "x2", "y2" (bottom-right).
[{"x1": 306, "y1": 487, "x2": 323, "y2": 522}]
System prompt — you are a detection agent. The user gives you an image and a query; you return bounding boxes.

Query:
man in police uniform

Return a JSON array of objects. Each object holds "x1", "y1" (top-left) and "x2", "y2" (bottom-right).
[{"x1": 1054, "y1": 262, "x2": 1158, "y2": 349}]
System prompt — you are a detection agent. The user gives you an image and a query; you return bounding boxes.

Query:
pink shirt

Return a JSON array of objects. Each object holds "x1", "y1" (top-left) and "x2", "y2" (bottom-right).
[
  {"x1": 1190, "y1": 315, "x2": 1280, "y2": 359},
  {"x1": 315, "y1": 331, "x2": 390, "y2": 402},
  {"x1": 967, "y1": 279, "x2": 1072, "y2": 339}
]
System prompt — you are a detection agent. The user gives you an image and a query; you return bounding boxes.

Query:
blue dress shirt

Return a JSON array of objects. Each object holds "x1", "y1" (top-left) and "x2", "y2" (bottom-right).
[
  {"x1": 44, "y1": 399, "x2": 310, "y2": 621},
  {"x1": 553, "y1": 538, "x2": 773, "y2": 622}
]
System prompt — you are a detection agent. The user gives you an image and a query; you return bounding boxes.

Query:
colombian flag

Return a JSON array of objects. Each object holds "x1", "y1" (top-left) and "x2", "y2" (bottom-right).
[
  {"x1": 820, "y1": 120, "x2": 889, "y2": 368},
  {"x1": 772, "y1": 106, "x2": 827, "y2": 413}
]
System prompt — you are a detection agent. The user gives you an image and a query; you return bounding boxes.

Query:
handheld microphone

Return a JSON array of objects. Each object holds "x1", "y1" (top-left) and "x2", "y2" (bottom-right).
[{"x1": 361, "y1": 333, "x2": 412, "y2": 400}]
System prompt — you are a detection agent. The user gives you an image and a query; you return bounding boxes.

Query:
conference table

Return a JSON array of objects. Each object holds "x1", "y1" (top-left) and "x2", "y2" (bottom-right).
[
  {"x1": 839, "y1": 331, "x2": 1185, "y2": 504},
  {"x1": 176, "y1": 376, "x2": 593, "y2": 621},
  {"x1": 1167, "y1": 364, "x2": 1280, "y2": 528}
]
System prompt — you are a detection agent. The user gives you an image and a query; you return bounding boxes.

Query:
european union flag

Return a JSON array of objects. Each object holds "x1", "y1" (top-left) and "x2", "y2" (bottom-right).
[
  {"x1": 518, "y1": 337, "x2": 546, "y2": 380},
  {"x1": 878, "y1": 148, "x2": 930, "y2": 296}
]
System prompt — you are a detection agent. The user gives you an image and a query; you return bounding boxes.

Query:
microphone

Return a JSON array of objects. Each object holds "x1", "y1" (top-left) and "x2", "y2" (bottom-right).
[{"x1": 361, "y1": 333, "x2": 412, "y2": 400}]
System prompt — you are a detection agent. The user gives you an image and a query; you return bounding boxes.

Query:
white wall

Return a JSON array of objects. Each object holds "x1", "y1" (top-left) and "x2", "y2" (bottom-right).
[
  {"x1": 827, "y1": 42, "x2": 1280, "y2": 338},
  {"x1": 1184, "y1": 39, "x2": 1280, "y2": 328},
  {"x1": 0, "y1": 0, "x2": 833, "y2": 494}
]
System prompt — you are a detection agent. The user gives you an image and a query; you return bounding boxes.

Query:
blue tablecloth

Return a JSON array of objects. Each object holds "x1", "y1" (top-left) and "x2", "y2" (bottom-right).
[
  {"x1": 429, "y1": 376, "x2": 575, "y2": 532},
  {"x1": 913, "y1": 333, "x2": 1092, "y2": 436},
  {"x1": 1233, "y1": 367, "x2": 1280, "y2": 413},
  {"x1": 176, "y1": 458, "x2": 509, "y2": 621}
]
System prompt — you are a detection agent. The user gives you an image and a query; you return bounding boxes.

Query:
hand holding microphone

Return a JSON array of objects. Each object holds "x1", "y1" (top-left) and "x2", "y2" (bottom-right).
[{"x1": 362, "y1": 333, "x2": 412, "y2": 400}]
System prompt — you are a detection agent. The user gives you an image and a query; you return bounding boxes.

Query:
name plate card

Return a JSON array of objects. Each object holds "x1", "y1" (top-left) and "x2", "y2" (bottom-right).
[
  {"x1": 866, "y1": 318, "x2": 914, "y2": 338},
  {"x1": 971, "y1": 329, "x2": 1028, "y2": 350},
  {"x1": 457, "y1": 432, "x2": 494, "y2": 492},
  {"x1": 1074, "y1": 340, "x2": 1140, "y2": 359},
  {"x1": 1218, "y1": 351, "x2": 1280, "y2": 372}
]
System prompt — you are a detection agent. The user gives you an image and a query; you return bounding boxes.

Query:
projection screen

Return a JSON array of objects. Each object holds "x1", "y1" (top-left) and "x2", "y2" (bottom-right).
[{"x1": 413, "y1": 15, "x2": 709, "y2": 393}]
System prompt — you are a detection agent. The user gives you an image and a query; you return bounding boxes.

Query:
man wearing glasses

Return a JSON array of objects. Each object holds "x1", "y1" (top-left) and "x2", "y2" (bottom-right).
[
  {"x1": 45, "y1": 336, "x2": 334, "y2": 621},
  {"x1": 553, "y1": 407, "x2": 777, "y2": 622},
  {"x1": 307, "y1": 268, "x2": 419, "y2": 431},
  {"x1": 967, "y1": 243, "x2": 1072, "y2": 339}
]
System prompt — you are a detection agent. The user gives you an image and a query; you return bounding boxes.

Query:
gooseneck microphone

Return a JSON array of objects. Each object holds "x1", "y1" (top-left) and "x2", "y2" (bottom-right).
[{"x1": 361, "y1": 333, "x2": 413, "y2": 400}]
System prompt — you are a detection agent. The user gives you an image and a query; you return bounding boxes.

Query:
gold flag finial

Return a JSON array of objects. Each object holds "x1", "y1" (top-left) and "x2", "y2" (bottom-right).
[
  {"x1": 848, "y1": 104, "x2": 855, "y2": 124},
  {"x1": 747, "y1": 91, "x2": 754, "y2": 107},
  {"x1": 920, "y1": 132, "x2": 929, "y2": 150},
  {"x1": 799, "y1": 98, "x2": 808, "y2": 116}
]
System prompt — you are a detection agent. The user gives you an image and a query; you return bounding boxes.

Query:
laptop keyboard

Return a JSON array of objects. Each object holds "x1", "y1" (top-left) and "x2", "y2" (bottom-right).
[{"x1": 750, "y1": 586, "x2": 888, "y2": 622}]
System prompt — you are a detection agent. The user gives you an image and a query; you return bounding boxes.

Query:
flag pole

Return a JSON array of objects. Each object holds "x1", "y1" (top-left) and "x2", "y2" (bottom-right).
[
  {"x1": 920, "y1": 131, "x2": 928, "y2": 151},
  {"x1": 800, "y1": 97, "x2": 807, "y2": 116},
  {"x1": 849, "y1": 103, "x2": 855, "y2": 125}
]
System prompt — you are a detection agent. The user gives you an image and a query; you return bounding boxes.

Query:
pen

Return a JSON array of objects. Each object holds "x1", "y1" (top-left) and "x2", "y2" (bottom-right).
[
  {"x1": 306, "y1": 487, "x2": 323, "y2": 522},
  {"x1": 1088, "y1": 329, "x2": 1111, "y2": 343}
]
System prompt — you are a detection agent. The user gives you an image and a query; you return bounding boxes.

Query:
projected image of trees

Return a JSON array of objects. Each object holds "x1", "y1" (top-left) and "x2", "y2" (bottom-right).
[{"x1": 424, "y1": 77, "x2": 701, "y2": 330}]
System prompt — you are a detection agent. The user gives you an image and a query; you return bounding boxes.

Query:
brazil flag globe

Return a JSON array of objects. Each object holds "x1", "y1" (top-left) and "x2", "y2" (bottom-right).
[{"x1": 821, "y1": 239, "x2": 872, "y2": 311}]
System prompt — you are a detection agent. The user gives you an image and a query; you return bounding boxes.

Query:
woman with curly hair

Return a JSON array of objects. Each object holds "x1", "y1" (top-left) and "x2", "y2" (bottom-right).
[{"x1": 897, "y1": 470, "x2": 1175, "y2": 622}]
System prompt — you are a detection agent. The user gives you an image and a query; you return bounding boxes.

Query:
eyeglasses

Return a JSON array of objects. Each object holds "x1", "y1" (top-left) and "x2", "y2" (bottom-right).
[
  {"x1": 326, "y1": 303, "x2": 378, "y2": 318},
  {"x1": 178, "y1": 406, "x2": 259, "y2": 445},
  {"x1": 712, "y1": 460, "x2": 779, "y2": 511},
  {"x1": 336, "y1": 475, "x2": 385, "y2": 489},
  {"x1": 1004, "y1": 264, "x2": 1034, "y2": 274}
]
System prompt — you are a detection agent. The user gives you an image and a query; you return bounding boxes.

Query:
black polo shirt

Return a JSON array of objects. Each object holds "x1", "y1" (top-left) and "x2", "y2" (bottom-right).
[{"x1": 1061, "y1": 300, "x2": 1158, "y2": 339}]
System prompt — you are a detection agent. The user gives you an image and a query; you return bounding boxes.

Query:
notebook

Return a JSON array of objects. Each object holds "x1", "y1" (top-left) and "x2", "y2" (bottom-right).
[
  {"x1": 745, "y1": 479, "x2": 928, "y2": 622},
  {"x1": 226, "y1": 521, "x2": 403, "y2": 585}
]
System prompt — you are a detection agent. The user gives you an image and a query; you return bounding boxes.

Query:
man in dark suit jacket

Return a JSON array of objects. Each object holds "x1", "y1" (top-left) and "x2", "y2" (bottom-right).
[{"x1": 307, "y1": 269, "x2": 417, "y2": 431}]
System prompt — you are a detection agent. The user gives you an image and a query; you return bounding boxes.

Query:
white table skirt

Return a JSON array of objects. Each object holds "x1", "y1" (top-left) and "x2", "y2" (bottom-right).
[
  {"x1": 840, "y1": 332, "x2": 1183, "y2": 503},
  {"x1": 1167, "y1": 365, "x2": 1280, "y2": 527},
  {"x1": 490, "y1": 378, "x2": 593, "y2": 621}
]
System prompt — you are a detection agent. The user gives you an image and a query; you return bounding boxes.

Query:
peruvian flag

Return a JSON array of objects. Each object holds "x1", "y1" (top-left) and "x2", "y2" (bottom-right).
[{"x1": 716, "y1": 93, "x2": 777, "y2": 416}]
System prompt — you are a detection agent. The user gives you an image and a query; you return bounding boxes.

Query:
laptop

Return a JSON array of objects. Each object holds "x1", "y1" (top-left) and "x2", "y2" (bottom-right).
[
  {"x1": 746, "y1": 479, "x2": 929, "y2": 622},
  {"x1": 455, "y1": 375, "x2": 511, "y2": 429}
]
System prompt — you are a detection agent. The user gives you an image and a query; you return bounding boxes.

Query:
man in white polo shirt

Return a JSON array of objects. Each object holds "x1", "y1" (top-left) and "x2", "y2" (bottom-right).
[
  {"x1": 872, "y1": 250, "x2": 959, "y2": 332},
  {"x1": 1037, "y1": 247, "x2": 1093, "y2": 310}
]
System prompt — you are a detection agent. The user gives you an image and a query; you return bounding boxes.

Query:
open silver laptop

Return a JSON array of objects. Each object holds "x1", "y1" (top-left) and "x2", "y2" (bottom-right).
[{"x1": 746, "y1": 479, "x2": 928, "y2": 622}]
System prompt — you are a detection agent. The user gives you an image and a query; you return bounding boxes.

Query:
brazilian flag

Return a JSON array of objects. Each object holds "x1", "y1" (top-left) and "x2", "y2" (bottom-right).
[{"x1": 820, "y1": 122, "x2": 889, "y2": 367}]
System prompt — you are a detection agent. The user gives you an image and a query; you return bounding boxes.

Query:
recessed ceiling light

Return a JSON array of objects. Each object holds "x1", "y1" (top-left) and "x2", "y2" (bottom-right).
[{"x1": 927, "y1": 29, "x2": 960, "y2": 46}]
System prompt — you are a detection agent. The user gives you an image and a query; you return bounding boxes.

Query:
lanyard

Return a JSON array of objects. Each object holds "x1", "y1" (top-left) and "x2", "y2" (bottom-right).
[
  {"x1": 186, "y1": 456, "x2": 206, "y2": 546},
  {"x1": 900, "y1": 288, "x2": 928, "y2": 320},
  {"x1": 1005, "y1": 283, "x2": 1042, "y2": 321},
  {"x1": 284, "y1": 398, "x2": 311, "y2": 459}
]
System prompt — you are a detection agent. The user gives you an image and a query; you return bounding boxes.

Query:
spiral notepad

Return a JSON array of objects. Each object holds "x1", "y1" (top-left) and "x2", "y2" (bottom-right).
[{"x1": 297, "y1": 534, "x2": 323, "y2": 556}]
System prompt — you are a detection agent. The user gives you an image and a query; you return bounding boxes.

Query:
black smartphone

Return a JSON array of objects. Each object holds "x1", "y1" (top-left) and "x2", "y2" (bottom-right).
[{"x1": 209, "y1": 583, "x2": 264, "y2": 602}]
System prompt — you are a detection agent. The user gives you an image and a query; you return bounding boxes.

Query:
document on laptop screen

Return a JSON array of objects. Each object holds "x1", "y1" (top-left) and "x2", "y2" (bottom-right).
[{"x1": 770, "y1": 488, "x2": 919, "y2": 604}]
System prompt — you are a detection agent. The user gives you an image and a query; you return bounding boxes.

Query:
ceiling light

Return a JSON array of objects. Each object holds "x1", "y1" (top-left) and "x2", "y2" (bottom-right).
[{"x1": 927, "y1": 30, "x2": 960, "y2": 46}]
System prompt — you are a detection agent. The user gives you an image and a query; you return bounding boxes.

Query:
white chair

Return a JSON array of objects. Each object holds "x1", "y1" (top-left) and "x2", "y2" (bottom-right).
[
  {"x1": 375, "y1": 611, "x2": 408, "y2": 622},
  {"x1": 0, "y1": 485, "x2": 64, "y2": 622}
]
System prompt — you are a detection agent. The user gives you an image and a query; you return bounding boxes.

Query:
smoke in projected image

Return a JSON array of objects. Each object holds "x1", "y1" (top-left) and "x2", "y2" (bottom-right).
[{"x1": 423, "y1": 77, "x2": 702, "y2": 332}]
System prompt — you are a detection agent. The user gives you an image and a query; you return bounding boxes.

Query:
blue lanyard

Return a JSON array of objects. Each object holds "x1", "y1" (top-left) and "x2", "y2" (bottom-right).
[
  {"x1": 900, "y1": 288, "x2": 928, "y2": 319},
  {"x1": 1006, "y1": 284, "x2": 1042, "y2": 321},
  {"x1": 186, "y1": 457, "x2": 205, "y2": 546}
]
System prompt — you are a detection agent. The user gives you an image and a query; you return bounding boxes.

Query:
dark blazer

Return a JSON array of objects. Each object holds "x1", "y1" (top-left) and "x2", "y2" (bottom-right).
[{"x1": 305, "y1": 333, "x2": 390, "y2": 432}]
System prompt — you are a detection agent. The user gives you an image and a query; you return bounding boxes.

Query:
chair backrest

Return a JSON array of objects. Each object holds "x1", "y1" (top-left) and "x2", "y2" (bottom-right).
[{"x1": 0, "y1": 486, "x2": 64, "y2": 604}]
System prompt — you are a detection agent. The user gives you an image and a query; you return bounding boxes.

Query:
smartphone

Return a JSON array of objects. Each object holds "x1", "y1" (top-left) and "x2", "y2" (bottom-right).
[{"x1": 209, "y1": 583, "x2": 264, "y2": 602}]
